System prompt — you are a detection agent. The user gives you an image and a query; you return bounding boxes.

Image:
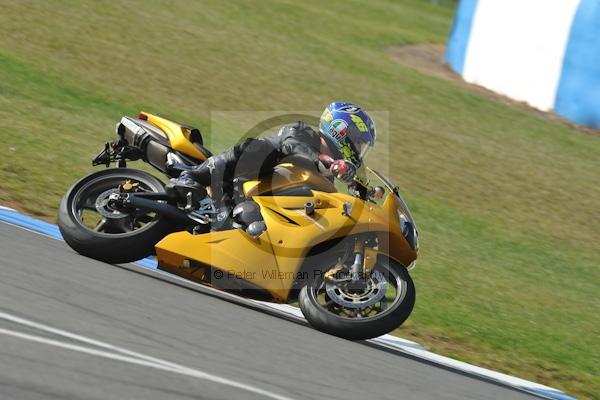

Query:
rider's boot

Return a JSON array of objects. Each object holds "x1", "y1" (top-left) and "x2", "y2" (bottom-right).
[{"x1": 165, "y1": 172, "x2": 208, "y2": 209}]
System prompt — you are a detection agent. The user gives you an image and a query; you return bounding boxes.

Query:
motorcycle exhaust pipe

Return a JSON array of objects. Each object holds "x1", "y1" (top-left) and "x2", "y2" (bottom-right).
[{"x1": 122, "y1": 194, "x2": 193, "y2": 226}]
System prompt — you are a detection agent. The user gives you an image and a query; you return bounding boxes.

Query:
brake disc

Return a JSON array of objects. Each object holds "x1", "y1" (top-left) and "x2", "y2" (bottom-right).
[
  {"x1": 325, "y1": 270, "x2": 388, "y2": 309},
  {"x1": 95, "y1": 188, "x2": 130, "y2": 219}
]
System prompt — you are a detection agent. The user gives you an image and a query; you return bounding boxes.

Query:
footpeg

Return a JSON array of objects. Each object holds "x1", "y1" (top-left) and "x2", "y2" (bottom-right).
[{"x1": 185, "y1": 191, "x2": 194, "y2": 212}]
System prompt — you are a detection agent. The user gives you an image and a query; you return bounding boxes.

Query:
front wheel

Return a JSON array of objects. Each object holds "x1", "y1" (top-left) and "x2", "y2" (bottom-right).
[
  {"x1": 299, "y1": 257, "x2": 415, "y2": 340},
  {"x1": 58, "y1": 168, "x2": 173, "y2": 264}
]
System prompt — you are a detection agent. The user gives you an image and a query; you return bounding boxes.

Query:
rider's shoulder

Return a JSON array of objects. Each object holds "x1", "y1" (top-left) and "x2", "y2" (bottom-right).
[{"x1": 277, "y1": 121, "x2": 318, "y2": 138}]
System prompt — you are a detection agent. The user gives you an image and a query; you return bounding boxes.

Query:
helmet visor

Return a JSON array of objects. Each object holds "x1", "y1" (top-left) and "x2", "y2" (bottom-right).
[
  {"x1": 358, "y1": 140, "x2": 373, "y2": 162},
  {"x1": 347, "y1": 128, "x2": 374, "y2": 165}
]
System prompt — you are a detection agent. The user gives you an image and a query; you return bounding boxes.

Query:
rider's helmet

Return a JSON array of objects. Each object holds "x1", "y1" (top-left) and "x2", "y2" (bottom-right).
[{"x1": 319, "y1": 102, "x2": 376, "y2": 168}]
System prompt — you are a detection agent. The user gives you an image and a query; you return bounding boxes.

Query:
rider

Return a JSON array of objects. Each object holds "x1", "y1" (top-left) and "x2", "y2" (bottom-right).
[{"x1": 167, "y1": 101, "x2": 377, "y2": 207}]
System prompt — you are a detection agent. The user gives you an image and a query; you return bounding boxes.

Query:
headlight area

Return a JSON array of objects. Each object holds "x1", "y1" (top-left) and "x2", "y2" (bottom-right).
[{"x1": 397, "y1": 209, "x2": 418, "y2": 252}]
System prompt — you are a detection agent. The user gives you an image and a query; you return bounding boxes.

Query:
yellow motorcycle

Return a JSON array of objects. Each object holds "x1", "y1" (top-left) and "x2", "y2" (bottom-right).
[{"x1": 58, "y1": 112, "x2": 418, "y2": 340}]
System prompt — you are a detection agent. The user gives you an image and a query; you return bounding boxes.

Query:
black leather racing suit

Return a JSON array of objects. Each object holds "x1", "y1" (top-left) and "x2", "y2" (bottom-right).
[{"x1": 182, "y1": 121, "x2": 329, "y2": 201}]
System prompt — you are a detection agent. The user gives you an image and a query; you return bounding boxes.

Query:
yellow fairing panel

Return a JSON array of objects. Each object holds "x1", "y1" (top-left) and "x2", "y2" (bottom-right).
[
  {"x1": 243, "y1": 163, "x2": 336, "y2": 197},
  {"x1": 140, "y1": 111, "x2": 208, "y2": 161},
  {"x1": 155, "y1": 228, "x2": 286, "y2": 299}
]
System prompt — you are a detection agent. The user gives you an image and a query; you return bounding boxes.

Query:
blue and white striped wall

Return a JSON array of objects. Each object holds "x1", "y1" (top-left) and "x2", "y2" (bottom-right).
[{"x1": 446, "y1": 0, "x2": 600, "y2": 128}]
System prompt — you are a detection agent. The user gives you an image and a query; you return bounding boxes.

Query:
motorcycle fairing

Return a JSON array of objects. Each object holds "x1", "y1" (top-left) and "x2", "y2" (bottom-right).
[
  {"x1": 155, "y1": 227, "x2": 284, "y2": 297},
  {"x1": 155, "y1": 187, "x2": 417, "y2": 302},
  {"x1": 242, "y1": 163, "x2": 336, "y2": 197}
]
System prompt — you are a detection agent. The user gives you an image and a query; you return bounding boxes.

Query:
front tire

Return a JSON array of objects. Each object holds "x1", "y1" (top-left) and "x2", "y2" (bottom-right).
[
  {"x1": 58, "y1": 168, "x2": 173, "y2": 264},
  {"x1": 299, "y1": 257, "x2": 415, "y2": 340}
]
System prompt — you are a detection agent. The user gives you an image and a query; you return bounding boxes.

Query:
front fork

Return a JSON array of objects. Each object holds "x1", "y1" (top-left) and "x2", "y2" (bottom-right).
[{"x1": 349, "y1": 235, "x2": 378, "y2": 282}]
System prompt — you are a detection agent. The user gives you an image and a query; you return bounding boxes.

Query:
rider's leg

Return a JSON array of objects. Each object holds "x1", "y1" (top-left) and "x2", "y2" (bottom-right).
[
  {"x1": 166, "y1": 137, "x2": 278, "y2": 206},
  {"x1": 166, "y1": 151, "x2": 233, "y2": 209}
]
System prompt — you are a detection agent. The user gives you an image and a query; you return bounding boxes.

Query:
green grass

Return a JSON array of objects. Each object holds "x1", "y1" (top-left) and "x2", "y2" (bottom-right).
[{"x1": 0, "y1": 1, "x2": 598, "y2": 398}]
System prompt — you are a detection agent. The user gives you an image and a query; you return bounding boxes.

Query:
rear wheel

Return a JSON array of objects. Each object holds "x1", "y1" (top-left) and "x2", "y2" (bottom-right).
[
  {"x1": 58, "y1": 168, "x2": 173, "y2": 264},
  {"x1": 299, "y1": 257, "x2": 415, "y2": 340}
]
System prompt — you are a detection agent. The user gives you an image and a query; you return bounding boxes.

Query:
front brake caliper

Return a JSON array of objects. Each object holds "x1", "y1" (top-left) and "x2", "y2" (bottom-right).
[
  {"x1": 324, "y1": 260, "x2": 349, "y2": 283},
  {"x1": 119, "y1": 179, "x2": 140, "y2": 193}
]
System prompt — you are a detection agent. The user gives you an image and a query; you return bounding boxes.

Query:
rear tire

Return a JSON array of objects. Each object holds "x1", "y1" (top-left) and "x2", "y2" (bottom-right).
[
  {"x1": 58, "y1": 168, "x2": 173, "y2": 264},
  {"x1": 299, "y1": 257, "x2": 415, "y2": 340}
]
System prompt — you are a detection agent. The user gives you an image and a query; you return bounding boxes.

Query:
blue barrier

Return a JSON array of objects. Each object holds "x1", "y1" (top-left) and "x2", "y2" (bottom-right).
[
  {"x1": 0, "y1": 206, "x2": 157, "y2": 269},
  {"x1": 555, "y1": 0, "x2": 600, "y2": 128},
  {"x1": 445, "y1": 0, "x2": 479, "y2": 75}
]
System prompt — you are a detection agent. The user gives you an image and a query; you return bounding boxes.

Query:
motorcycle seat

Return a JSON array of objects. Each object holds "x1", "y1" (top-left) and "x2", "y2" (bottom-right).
[{"x1": 181, "y1": 125, "x2": 213, "y2": 160}]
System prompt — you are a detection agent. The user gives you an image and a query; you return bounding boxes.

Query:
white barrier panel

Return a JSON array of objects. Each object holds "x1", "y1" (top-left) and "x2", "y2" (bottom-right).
[
  {"x1": 446, "y1": 0, "x2": 600, "y2": 128},
  {"x1": 462, "y1": 0, "x2": 579, "y2": 111}
]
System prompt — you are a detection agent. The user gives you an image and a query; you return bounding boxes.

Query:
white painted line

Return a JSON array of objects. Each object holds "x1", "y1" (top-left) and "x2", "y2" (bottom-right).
[
  {"x1": 0, "y1": 327, "x2": 190, "y2": 372},
  {"x1": 0, "y1": 320, "x2": 295, "y2": 400},
  {"x1": 0, "y1": 311, "x2": 173, "y2": 369},
  {"x1": 256, "y1": 302, "x2": 304, "y2": 318},
  {"x1": 368, "y1": 334, "x2": 427, "y2": 351},
  {"x1": 0, "y1": 206, "x2": 16, "y2": 211}
]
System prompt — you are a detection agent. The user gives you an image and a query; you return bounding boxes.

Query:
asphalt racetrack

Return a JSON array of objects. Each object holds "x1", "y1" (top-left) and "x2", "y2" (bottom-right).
[{"x1": 0, "y1": 222, "x2": 540, "y2": 400}]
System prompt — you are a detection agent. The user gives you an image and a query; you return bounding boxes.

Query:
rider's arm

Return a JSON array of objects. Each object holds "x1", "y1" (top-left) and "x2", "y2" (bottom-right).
[
  {"x1": 276, "y1": 122, "x2": 321, "y2": 167},
  {"x1": 275, "y1": 121, "x2": 362, "y2": 184}
]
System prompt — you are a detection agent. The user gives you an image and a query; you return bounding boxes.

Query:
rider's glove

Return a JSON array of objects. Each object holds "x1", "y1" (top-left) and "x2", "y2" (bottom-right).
[{"x1": 331, "y1": 159, "x2": 357, "y2": 184}]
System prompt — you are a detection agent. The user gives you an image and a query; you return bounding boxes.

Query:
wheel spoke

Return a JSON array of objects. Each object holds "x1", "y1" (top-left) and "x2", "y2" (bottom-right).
[
  {"x1": 379, "y1": 297, "x2": 389, "y2": 312},
  {"x1": 132, "y1": 210, "x2": 154, "y2": 225},
  {"x1": 316, "y1": 279, "x2": 327, "y2": 292},
  {"x1": 93, "y1": 218, "x2": 108, "y2": 232},
  {"x1": 81, "y1": 196, "x2": 98, "y2": 211},
  {"x1": 119, "y1": 220, "x2": 133, "y2": 233},
  {"x1": 137, "y1": 215, "x2": 153, "y2": 224}
]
